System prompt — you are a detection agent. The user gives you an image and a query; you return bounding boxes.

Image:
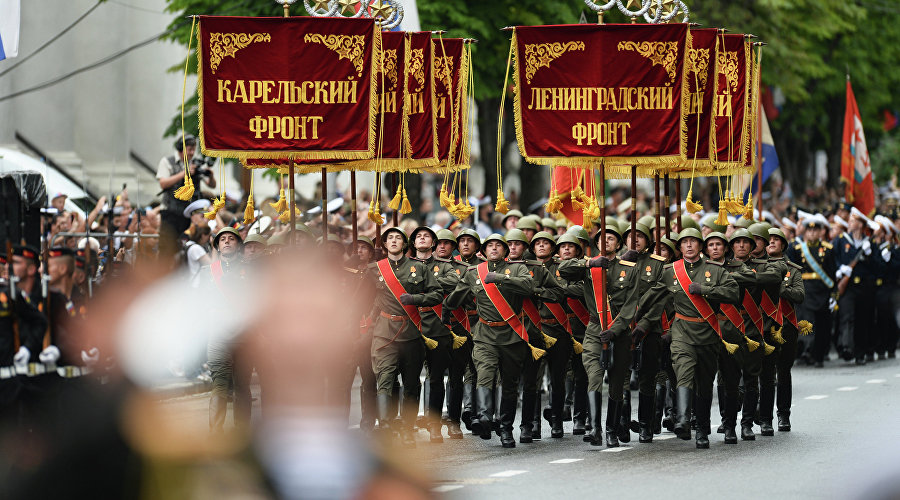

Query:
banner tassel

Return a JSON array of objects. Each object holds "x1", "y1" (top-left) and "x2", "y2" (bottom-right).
[
  {"x1": 798, "y1": 320, "x2": 813, "y2": 336},
  {"x1": 388, "y1": 185, "x2": 402, "y2": 211},
  {"x1": 686, "y1": 189, "x2": 703, "y2": 214},
  {"x1": 400, "y1": 188, "x2": 412, "y2": 214}
]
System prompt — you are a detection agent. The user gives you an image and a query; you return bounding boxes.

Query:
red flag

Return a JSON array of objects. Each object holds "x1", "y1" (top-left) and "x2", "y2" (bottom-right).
[
  {"x1": 841, "y1": 80, "x2": 874, "y2": 215},
  {"x1": 551, "y1": 166, "x2": 583, "y2": 226}
]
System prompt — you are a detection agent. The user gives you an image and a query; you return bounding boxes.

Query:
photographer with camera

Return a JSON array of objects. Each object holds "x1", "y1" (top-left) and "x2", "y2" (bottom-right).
[{"x1": 156, "y1": 134, "x2": 216, "y2": 261}]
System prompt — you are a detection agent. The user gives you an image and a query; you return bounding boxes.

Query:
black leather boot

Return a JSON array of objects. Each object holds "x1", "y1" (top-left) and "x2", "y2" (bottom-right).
[
  {"x1": 572, "y1": 388, "x2": 587, "y2": 435},
  {"x1": 618, "y1": 390, "x2": 632, "y2": 443},
  {"x1": 759, "y1": 380, "x2": 775, "y2": 436},
  {"x1": 695, "y1": 395, "x2": 711, "y2": 449},
  {"x1": 740, "y1": 386, "x2": 758, "y2": 440},
  {"x1": 662, "y1": 381, "x2": 675, "y2": 432},
  {"x1": 605, "y1": 398, "x2": 620, "y2": 448},
  {"x1": 586, "y1": 391, "x2": 603, "y2": 446},
  {"x1": 461, "y1": 383, "x2": 474, "y2": 431},
  {"x1": 638, "y1": 392, "x2": 654, "y2": 443},
  {"x1": 446, "y1": 383, "x2": 464, "y2": 439},
  {"x1": 551, "y1": 413, "x2": 564, "y2": 438},
  {"x1": 723, "y1": 392, "x2": 739, "y2": 445},
  {"x1": 777, "y1": 383, "x2": 792, "y2": 432},
  {"x1": 716, "y1": 384, "x2": 727, "y2": 433},
  {"x1": 653, "y1": 384, "x2": 665, "y2": 435},
  {"x1": 472, "y1": 387, "x2": 494, "y2": 440},
  {"x1": 674, "y1": 387, "x2": 693, "y2": 440},
  {"x1": 563, "y1": 375, "x2": 574, "y2": 421},
  {"x1": 499, "y1": 391, "x2": 517, "y2": 448},
  {"x1": 519, "y1": 387, "x2": 536, "y2": 444},
  {"x1": 532, "y1": 396, "x2": 542, "y2": 440}
]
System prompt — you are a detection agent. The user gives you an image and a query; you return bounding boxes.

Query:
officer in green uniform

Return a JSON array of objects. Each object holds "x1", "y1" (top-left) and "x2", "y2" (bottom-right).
[
  {"x1": 637, "y1": 228, "x2": 740, "y2": 448},
  {"x1": 368, "y1": 227, "x2": 443, "y2": 447},
  {"x1": 558, "y1": 218, "x2": 640, "y2": 447},
  {"x1": 501, "y1": 209, "x2": 524, "y2": 232},
  {"x1": 506, "y1": 229, "x2": 564, "y2": 443},
  {"x1": 453, "y1": 228, "x2": 484, "y2": 431},
  {"x1": 348, "y1": 236, "x2": 377, "y2": 433},
  {"x1": 622, "y1": 221, "x2": 668, "y2": 443},
  {"x1": 515, "y1": 217, "x2": 540, "y2": 260},
  {"x1": 651, "y1": 235, "x2": 678, "y2": 433},
  {"x1": 444, "y1": 234, "x2": 535, "y2": 448},
  {"x1": 433, "y1": 229, "x2": 470, "y2": 439},
  {"x1": 762, "y1": 228, "x2": 805, "y2": 433}
]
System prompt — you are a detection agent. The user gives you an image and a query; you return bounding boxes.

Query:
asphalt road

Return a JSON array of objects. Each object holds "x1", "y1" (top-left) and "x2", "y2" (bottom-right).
[{"x1": 166, "y1": 357, "x2": 900, "y2": 500}]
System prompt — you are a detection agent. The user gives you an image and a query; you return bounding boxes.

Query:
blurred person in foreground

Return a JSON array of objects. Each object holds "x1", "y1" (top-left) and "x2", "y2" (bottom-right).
[{"x1": 1, "y1": 246, "x2": 433, "y2": 499}]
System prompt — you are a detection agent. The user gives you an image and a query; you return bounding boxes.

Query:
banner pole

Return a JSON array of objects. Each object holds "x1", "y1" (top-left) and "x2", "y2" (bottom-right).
[
  {"x1": 351, "y1": 170, "x2": 358, "y2": 245},
  {"x1": 289, "y1": 161, "x2": 296, "y2": 234},
  {"x1": 675, "y1": 178, "x2": 682, "y2": 232},
  {"x1": 599, "y1": 160, "x2": 610, "y2": 369},
  {"x1": 321, "y1": 167, "x2": 328, "y2": 239},
  {"x1": 664, "y1": 173, "x2": 671, "y2": 238},
  {"x1": 654, "y1": 173, "x2": 661, "y2": 254}
]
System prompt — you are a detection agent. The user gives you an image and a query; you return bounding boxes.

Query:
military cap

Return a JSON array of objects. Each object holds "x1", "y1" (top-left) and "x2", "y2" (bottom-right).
[
  {"x1": 456, "y1": 228, "x2": 481, "y2": 250},
  {"x1": 501, "y1": 209, "x2": 524, "y2": 227},
  {"x1": 767, "y1": 227, "x2": 789, "y2": 246},
  {"x1": 701, "y1": 213, "x2": 728, "y2": 233},
  {"x1": 729, "y1": 228, "x2": 754, "y2": 245},
  {"x1": 703, "y1": 231, "x2": 728, "y2": 245},
  {"x1": 660, "y1": 236, "x2": 677, "y2": 254},
  {"x1": 568, "y1": 226, "x2": 590, "y2": 244},
  {"x1": 529, "y1": 231, "x2": 557, "y2": 252},
  {"x1": 409, "y1": 225, "x2": 438, "y2": 250},
  {"x1": 623, "y1": 221, "x2": 653, "y2": 242},
  {"x1": 678, "y1": 214, "x2": 701, "y2": 231},
  {"x1": 505, "y1": 228, "x2": 529, "y2": 244},
  {"x1": 317, "y1": 233, "x2": 344, "y2": 248},
  {"x1": 293, "y1": 222, "x2": 314, "y2": 238},
  {"x1": 638, "y1": 215, "x2": 656, "y2": 228},
  {"x1": 556, "y1": 233, "x2": 584, "y2": 258},
  {"x1": 515, "y1": 216, "x2": 540, "y2": 232},
  {"x1": 48, "y1": 247, "x2": 75, "y2": 258},
  {"x1": 482, "y1": 233, "x2": 509, "y2": 255},
  {"x1": 356, "y1": 235, "x2": 375, "y2": 249},
  {"x1": 268, "y1": 232, "x2": 288, "y2": 247},
  {"x1": 213, "y1": 227, "x2": 243, "y2": 249},
  {"x1": 541, "y1": 218, "x2": 557, "y2": 231},
  {"x1": 555, "y1": 219, "x2": 568, "y2": 230},
  {"x1": 381, "y1": 226, "x2": 409, "y2": 249},
  {"x1": 748, "y1": 222, "x2": 772, "y2": 241},
  {"x1": 733, "y1": 217, "x2": 754, "y2": 229},
  {"x1": 243, "y1": 234, "x2": 267, "y2": 246},
  {"x1": 677, "y1": 227, "x2": 703, "y2": 243},
  {"x1": 600, "y1": 216, "x2": 623, "y2": 240},
  {"x1": 435, "y1": 229, "x2": 457, "y2": 245}
]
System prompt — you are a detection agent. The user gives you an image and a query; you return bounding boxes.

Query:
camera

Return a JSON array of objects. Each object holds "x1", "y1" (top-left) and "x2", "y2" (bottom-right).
[{"x1": 191, "y1": 156, "x2": 216, "y2": 177}]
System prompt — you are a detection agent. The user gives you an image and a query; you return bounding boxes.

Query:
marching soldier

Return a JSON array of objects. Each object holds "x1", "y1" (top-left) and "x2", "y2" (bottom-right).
[
  {"x1": 368, "y1": 227, "x2": 442, "y2": 447},
  {"x1": 433, "y1": 229, "x2": 471, "y2": 440},
  {"x1": 444, "y1": 234, "x2": 535, "y2": 448},
  {"x1": 761, "y1": 228, "x2": 805, "y2": 433},
  {"x1": 453, "y1": 228, "x2": 483, "y2": 431},
  {"x1": 506, "y1": 229, "x2": 563, "y2": 443},
  {"x1": 348, "y1": 236, "x2": 377, "y2": 433},
  {"x1": 872, "y1": 216, "x2": 899, "y2": 360},
  {"x1": 622, "y1": 221, "x2": 667, "y2": 443},
  {"x1": 637, "y1": 228, "x2": 740, "y2": 449},
  {"x1": 834, "y1": 208, "x2": 881, "y2": 365},
  {"x1": 558, "y1": 218, "x2": 640, "y2": 447},
  {"x1": 786, "y1": 216, "x2": 836, "y2": 368}
]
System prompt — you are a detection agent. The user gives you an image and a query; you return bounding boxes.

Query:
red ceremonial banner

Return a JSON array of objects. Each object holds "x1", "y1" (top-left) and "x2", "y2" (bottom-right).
[
  {"x1": 841, "y1": 80, "x2": 875, "y2": 215},
  {"x1": 432, "y1": 38, "x2": 471, "y2": 170},
  {"x1": 709, "y1": 33, "x2": 752, "y2": 171},
  {"x1": 513, "y1": 23, "x2": 690, "y2": 171},
  {"x1": 670, "y1": 27, "x2": 717, "y2": 177},
  {"x1": 403, "y1": 32, "x2": 439, "y2": 167},
  {"x1": 197, "y1": 16, "x2": 380, "y2": 160}
]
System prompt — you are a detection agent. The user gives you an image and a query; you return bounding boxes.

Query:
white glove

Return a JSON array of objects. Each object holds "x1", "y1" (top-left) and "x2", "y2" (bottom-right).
[
  {"x1": 81, "y1": 348, "x2": 100, "y2": 365},
  {"x1": 862, "y1": 239, "x2": 872, "y2": 255},
  {"x1": 13, "y1": 346, "x2": 30, "y2": 367},
  {"x1": 882, "y1": 247, "x2": 892, "y2": 262},
  {"x1": 828, "y1": 297, "x2": 837, "y2": 312},
  {"x1": 39, "y1": 345, "x2": 60, "y2": 364},
  {"x1": 837, "y1": 264, "x2": 853, "y2": 280}
]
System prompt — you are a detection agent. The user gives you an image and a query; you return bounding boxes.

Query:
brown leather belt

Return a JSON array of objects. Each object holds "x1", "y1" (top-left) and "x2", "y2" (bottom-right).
[
  {"x1": 567, "y1": 313, "x2": 578, "y2": 319},
  {"x1": 466, "y1": 310, "x2": 478, "y2": 316},
  {"x1": 479, "y1": 318, "x2": 508, "y2": 327},
  {"x1": 380, "y1": 311, "x2": 406, "y2": 322},
  {"x1": 715, "y1": 314, "x2": 729, "y2": 321},
  {"x1": 417, "y1": 307, "x2": 433, "y2": 313},
  {"x1": 540, "y1": 318, "x2": 560, "y2": 325},
  {"x1": 675, "y1": 312, "x2": 705, "y2": 323}
]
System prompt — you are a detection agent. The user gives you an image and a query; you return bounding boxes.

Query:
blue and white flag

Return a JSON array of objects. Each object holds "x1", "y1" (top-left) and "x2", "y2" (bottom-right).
[
  {"x1": 744, "y1": 106, "x2": 779, "y2": 199},
  {"x1": 0, "y1": 0, "x2": 20, "y2": 61}
]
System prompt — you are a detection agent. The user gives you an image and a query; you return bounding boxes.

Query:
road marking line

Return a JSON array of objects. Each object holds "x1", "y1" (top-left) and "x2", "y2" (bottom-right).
[
  {"x1": 432, "y1": 485, "x2": 464, "y2": 493},
  {"x1": 804, "y1": 395, "x2": 829, "y2": 400},
  {"x1": 490, "y1": 470, "x2": 528, "y2": 478},
  {"x1": 655, "y1": 434, "x2": 675, "y2": 440},
  {"x1": 601, "y1": 446, "x2": 632, "y2": 453},
  {"x1": 549, "y1": 458, "x2": 583, "y2": 464},
  {"x1": 895, "y1": 374, "x2": 900, "y2": 378},
  {"x1": 866, "y1": 379, "x2": 886, "y2": 384},
  {"x1": 836, "y1": 386, "x2": 858, "y2": 392}
]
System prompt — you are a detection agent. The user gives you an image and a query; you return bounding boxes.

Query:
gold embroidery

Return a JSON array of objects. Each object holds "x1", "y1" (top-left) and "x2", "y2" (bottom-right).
[
  {"x1": 304, "y1": 33, "x2": 367, "y2": 77},
  {"x1": 523, "y1": 41, "x2": 586, "y2": 84},
  {"x1": 687, "y1": 48, "x2": 710, "y2": 90},
  {"x1": 433, "y1": 55, "x2": 455, "y2": 92},
  {"x1": 407, "y1": 48, "x2": 426, "y2": 92},
  {"x1": 617, "y1": 41, "x2": 680, "y2": 86},
  {"x1": 717, "y1": 50, "x2": 739, "y2": 93},
  {"x1": 379, "y1": 49, "x2": 399, "y2": 91},
  {"x1": 209, "y1": 32, "x2": 271, "y2": 74}
]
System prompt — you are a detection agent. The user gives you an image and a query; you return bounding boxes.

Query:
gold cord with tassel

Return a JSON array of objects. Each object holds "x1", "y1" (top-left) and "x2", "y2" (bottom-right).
[
  {"x1": 242, "y1": 173, "x2": 255, "y2": 225},
  {"x1": 494, "y1": 38, "x2": 514, "y2": 215},
  {"x1": 798, "y1": 320, "x2": 813, "y2": 336},
  {"x1": 744, "y1": 335, "x2": 760, "y2": 352},
  {"x1": 422, "y1": 335, "x2": 438, "y2": 350},
  {"x1": 761, "y1": 338, "x2": 775, "y2": 355},
  {"x1": 721, "y1": 338, "x2": 739, "y2": 355},
  {"x1": 270, "y1": 175, "x2": 288, "y2": 213},
  {"x1": 174, "y1": 16, "x2": 197, "y2": 202},
  {"x1": 529, "y1": 343, "x2": 546, "y2": 361},
  {"x1": 451, "y1": 332, "x2": 468, "y2": 349},
  {"x1": 572, "y1": 338, "x2": 584, "y2": 355},
  {"x1": 770, "y1": 325, "x2": 785, "y2": 344},
  {"x1": 542, "y1": 332, "x2": 557, "y2": 349}
]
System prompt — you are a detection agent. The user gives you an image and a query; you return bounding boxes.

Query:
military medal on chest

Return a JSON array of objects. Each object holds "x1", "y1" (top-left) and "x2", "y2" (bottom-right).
[
  {"x1": 645, "y1": 265, "x2": 652, "y2": 276},
  {"x1": 433, "y1": 265, "x2": 440, "y2": 276},
  {"x1": 619, "y1": 270, "x2": 626, "y2": 281},
  {"x1": 705, "y1": 270, "x2": 711, "y2": 282},
  {"x1": 410, "y1": 266, "x2": 417, "y2": 277}
]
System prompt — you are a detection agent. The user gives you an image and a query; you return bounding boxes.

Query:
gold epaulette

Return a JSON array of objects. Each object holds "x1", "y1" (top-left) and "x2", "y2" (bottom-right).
[
  {"x1": 650, "y1": 254, "x2": 666, "y2": 261},
  {"x1": 822, "y1": 241, "x2": 833, "y2": 249},
  {"x1": 343, "y1": 266, "x2": 362, "y2": 274},
  {"x1": 619, "y1": 260, "x2": 636, "y2": 267},
  {"x1": 786, "y1": 260, "x2": 803, "y2": 270}
]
